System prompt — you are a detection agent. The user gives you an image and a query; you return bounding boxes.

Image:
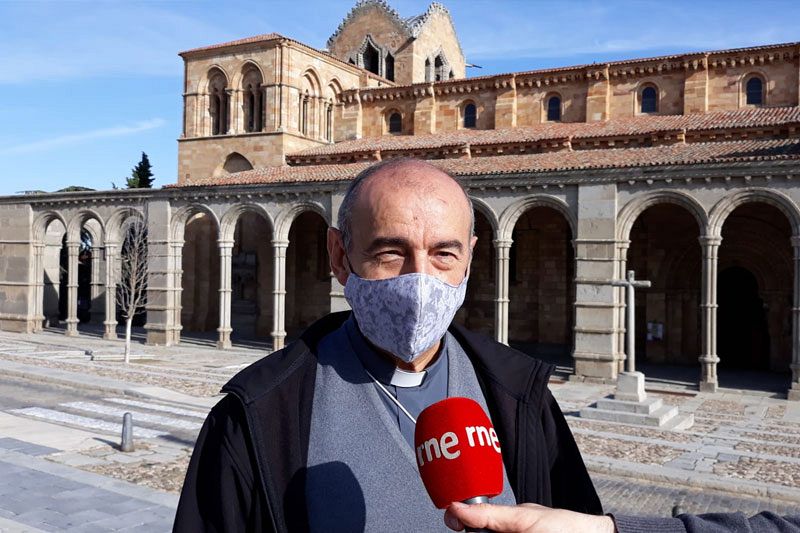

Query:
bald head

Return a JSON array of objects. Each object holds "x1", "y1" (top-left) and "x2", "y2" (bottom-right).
[{"x1": 337, "y1": 158, "x2": 474, "y2": 251}]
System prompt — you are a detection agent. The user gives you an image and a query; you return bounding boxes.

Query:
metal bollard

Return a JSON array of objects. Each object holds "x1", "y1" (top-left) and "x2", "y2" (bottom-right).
[{"x1": 121, "y1": 412, "x2": 134, "y2": 452}]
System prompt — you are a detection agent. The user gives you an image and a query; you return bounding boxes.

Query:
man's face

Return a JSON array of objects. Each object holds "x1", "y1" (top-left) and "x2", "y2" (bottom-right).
[{"x1": 328, "y1": 163, "x2": 476, "y2": 287}]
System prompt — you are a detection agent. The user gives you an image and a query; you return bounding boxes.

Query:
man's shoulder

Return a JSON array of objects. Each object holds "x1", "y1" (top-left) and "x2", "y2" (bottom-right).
[
  {"x1": 449, "y1": 323, "x2": 555, "y2": 403},
  {"x1": 222, "y1": 312, "x2": 351, "y2": 405}
]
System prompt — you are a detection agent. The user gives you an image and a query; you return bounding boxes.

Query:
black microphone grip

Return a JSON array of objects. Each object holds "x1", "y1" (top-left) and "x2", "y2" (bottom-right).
[{"x1": 462, "y1": 496, "x2": 492, "y2": 533}]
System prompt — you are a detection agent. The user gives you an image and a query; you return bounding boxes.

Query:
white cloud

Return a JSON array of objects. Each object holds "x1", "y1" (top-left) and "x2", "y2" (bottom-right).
[{"x1": 0, "y1": 119, "x2": 166, "y2": 155}]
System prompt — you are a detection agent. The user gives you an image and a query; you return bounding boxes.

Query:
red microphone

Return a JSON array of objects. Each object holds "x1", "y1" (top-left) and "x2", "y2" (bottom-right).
[{"x1": 414, "y1": 397, "x2": 504, "y2": 531}]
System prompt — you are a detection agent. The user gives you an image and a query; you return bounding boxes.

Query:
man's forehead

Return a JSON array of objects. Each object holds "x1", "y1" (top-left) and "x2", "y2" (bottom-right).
[{"x1": 356, "y1": 163, "x2": 468, "y2": 211}]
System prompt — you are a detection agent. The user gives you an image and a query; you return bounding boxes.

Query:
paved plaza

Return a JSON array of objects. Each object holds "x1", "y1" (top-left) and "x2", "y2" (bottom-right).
[{"x1": 0, "y1": 328, "x2": 797, "y2": 531}]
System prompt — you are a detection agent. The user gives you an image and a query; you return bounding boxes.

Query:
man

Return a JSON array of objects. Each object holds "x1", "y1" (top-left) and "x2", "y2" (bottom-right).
[
  {"x1": 174, "y1": 158, "x2": 602, "y2": 532},
  {"x1": 443, "y1": 501, "x2": 800, "y2": 533}
]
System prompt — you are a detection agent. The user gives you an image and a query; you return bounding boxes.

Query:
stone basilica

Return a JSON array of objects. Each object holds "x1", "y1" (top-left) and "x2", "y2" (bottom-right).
[{"x1": 1, "y1": 0, "x2": 799, "y2": 398}]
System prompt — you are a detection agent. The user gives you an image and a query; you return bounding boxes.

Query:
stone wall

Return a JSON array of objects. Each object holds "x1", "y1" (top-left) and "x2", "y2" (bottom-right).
[{"x1": 0, "y1": 204, "x2": 33, "y2": 332}]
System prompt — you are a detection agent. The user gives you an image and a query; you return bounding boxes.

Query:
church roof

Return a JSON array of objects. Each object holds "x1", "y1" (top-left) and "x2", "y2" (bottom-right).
[
  {"x1": 179, "y1": 33, "x2": 284, "y2": 55},
  {"x1": 172, "y1": 137, "x2": 800, "y2": 189},
  {"x1": 287, "y1": 106, "x2": 800, "y2": 164}
]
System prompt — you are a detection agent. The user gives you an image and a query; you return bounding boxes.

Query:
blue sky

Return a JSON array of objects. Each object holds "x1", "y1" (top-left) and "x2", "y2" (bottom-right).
[{"x1": 0, "y1": 0, "x2": 798, "y2": 195}]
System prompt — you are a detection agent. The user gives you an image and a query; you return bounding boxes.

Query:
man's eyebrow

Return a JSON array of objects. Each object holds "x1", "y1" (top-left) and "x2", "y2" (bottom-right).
[
  {"x1": 432, "y1": 240, "x2": 464, "y2": 253},
  {"x1": 364, "y1": 237, "x2": 410, "y2": 254}
]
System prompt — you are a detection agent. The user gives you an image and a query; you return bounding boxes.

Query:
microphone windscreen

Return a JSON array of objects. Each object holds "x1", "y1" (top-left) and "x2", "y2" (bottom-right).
[{"x1": 414, "y1": 397, "x2": 503, "y2": 508}]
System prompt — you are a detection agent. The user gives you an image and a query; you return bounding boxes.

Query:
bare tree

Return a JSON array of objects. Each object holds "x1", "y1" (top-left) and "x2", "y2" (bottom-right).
[{"x1": 117, "y1": 214, "x2": 148, "y2": 363}]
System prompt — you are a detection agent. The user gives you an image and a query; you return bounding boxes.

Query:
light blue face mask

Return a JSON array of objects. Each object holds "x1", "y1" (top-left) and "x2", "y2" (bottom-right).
[{"x1": 344, "y1": 269, "x2": 468, "y2": 363}]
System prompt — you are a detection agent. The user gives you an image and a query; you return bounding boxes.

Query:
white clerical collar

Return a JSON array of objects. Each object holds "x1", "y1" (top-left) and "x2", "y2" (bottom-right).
[{"x1": 388, "y1": 367, "x2": 427, "y2": 388}]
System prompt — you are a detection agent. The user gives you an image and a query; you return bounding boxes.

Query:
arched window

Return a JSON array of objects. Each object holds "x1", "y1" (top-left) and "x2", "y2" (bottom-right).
[
  {"x1": 425, "y1": 58, "x2": 432, "y2": 82},
  {"x1": 434, "y1": 54, "x2": 447, "y2": 82},
  {"x1": 641, "y1": 86, "x2": 658, "y2": 113},
  {"x1": 463, "y1": 103, "x2": 477, "y2": 128},
  {"x1": 385, "y1": 53, "x2": 395, "y2": 82},
  {"x1": 546, "y1": 96, "x2": 561, "y2": 121},
  {"x1": 222, "y1": 153, "x2": 253, "y2": 174},
  {"x1": 325, "y1": 103, "x2": 333, "y2": 141},
  {"x1": 242, "y1": 66, "x2": 264, "y2": 133},
  {"x1": 363, "y1": 42, "x2": 380, "y2": 76},
  {"x1": 208, "y1": 69, "x2": 229, "y2": 136},
  {"x1": 746, "y1": 76, "x2": 763, "y2": 105},
  {"x1": 299, "y1": 92, "x2": 309, "y2": 135},
  {"x1": 388, "y1": 112, "x2": 402, "y2": 134}
]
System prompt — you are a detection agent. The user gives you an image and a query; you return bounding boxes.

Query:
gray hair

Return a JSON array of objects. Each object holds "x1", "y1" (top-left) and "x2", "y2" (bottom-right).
[{"x1": 337, "y1": 158, "x2": 475, "y2": 250}]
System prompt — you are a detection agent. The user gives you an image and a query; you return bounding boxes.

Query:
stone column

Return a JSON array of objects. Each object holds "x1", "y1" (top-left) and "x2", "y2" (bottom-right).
[
  {"x1": 493, "y1": 239, "x2": 512, "y2": 345},
  {"x1": 103, "y1": 242, "x2": 118, "y2": 339},
  {"x1": 699, "y1": 235, "x2": 721, "y2": 392},
  {"x1": 145, "y1": 200, "x2": 180, "y2": 346},
  {"x1": 32, "y1": 243, "x2": 45, "y2": 332},
  {"x1": 573, "y1": 183, "x2": 618, "y2": 380},
  {"x1": 217, "y1": 240, "x2": 234, "y2": 349},
  {"x1": 90, "y1": 246, "x2": 105, "y2": 325},
  {"x1": 65, "y1": 241, "x2": 80, "y2": 336},
  {"x1": 789, "y1": 236, "x2": 800, "y2": 400},
  {"x1": 271, "y1": 239, "x2": 288, "y2": 351},
  {"x1": 171, "y1": 241, "x2": 184, "y2": 345},
  {"x1": 615, "y1": 240, "x2": 630, "y2": 374}
]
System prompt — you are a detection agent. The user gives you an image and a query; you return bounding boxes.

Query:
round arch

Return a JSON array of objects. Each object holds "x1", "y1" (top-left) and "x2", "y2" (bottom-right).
[
  {"x1": 33, "y1": 211, "x2": 68, "y2": 243},
  {"x1": 300, "y1": 68, "x2": 322, "y2": 97},
  {"x1": 617, "y1": 191, "x2": 708, "y2": 241},
  {"x1": 469, "y1": 197, "x2": 499, "y2": 235},
  {"x1": 233, "y1": 60, "x2": 265, "y2": 89},
  {"x1": 197, "y1": 64, "x2": 230, "y2": 94},
  {"x1": 105, "y1": 207, "x2": 145, "y2": 244},
  {"x1": 708, "y1": 189, "x2": 800, "y2": 237},
  {"x1": 498, "y1": 195, "x2": 576, "y2": 241},
  {"x1": 219, "y1": 203, "x2": 275, "y2": 243},
  {"x1": 171, "y1": 204, "x2": 220, "y2": 243},
  {"x1": 274, "y1": 202, "x2": 330, "y2": 242},
  {"x1": 66, "y1": 209, "x2": 106, "y2": 243}
]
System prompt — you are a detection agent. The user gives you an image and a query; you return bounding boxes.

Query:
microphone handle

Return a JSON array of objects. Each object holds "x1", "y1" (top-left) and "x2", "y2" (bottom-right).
[{"x1": 462, "y1": 496, "x2": 491, "y2": 533}]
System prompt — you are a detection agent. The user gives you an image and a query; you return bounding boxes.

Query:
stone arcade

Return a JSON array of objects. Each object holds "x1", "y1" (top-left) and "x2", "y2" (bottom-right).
[{"x1": 1, "y1": 0, "x2": 800, "y2": 399}]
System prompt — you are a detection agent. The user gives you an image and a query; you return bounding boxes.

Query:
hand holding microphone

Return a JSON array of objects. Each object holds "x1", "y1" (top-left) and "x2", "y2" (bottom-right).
[{"x1": 414, "y1": 397, "x2": 504, "y2": 533}]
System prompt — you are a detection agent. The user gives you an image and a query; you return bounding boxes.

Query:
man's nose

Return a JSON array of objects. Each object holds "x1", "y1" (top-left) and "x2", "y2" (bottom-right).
[{"x1": 401, "y1": 250, "x2": 432, "y2": 276}]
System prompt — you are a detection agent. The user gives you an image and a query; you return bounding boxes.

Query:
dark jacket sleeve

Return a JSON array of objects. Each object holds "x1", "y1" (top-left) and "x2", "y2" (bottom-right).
[
  {"x1": 613, "y1": 512, "x2": 800, "y2": 533},
  {"x1": 173, "y1": 394, "x2": 270, "y2": 533},
  {"x1": 541, "y1": 389, "x2": 604, "y2": 515}
]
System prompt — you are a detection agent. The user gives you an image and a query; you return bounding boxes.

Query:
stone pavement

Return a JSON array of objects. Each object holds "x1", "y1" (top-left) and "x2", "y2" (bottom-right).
[{"x1": 0, "y1": 327, "x2": 798, "y2": 530}]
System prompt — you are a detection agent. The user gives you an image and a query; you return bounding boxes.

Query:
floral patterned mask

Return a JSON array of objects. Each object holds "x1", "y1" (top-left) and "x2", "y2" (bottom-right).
[{"x1": 344, "y1": 270, "x2": 468, "y2": 363}]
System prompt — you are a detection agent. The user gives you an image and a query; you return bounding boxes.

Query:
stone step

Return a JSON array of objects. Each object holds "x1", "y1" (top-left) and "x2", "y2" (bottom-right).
[
  {"x1": 580, "y1": 404, "x2": 679, "y2": 427},
  {"x1": 661, "y1": 411, "x2": 695, "y2": 431},
  {"x1": 596, "y1": 396, "x2": 663, "y2": 415}
]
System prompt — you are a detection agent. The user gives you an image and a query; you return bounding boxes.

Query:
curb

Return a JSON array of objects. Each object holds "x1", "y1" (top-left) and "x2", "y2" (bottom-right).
[
  {"x1": 0, "y1": 361, "x2": 219, "y2": 411},
  {"x1": 585, "y1": 455, "x2": 800, "y2": 505}
]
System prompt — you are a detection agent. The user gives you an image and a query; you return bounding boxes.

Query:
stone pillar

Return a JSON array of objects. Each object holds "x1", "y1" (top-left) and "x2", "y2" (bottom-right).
[
  {"x1": 493, "y1": 239, "x2": 512, "y2": 345},
  {"x1": 585, "y1": 65, "x2": 610, "y2": 122},
  {"x1": 271, "y1": 239, "x2": 288, "y2": 351},
  {"x1": 145, "y1": 200, "x2": 180, "y2": 346},
  {"x1": 573, "y1": 183, "x2": 618, "y2": 380},
  {"x1": 789, "y1": 236, "x2": 800, "y2": 400},
  {"x1": 683, "y1": 54, "x2": 709, "y2": 115},
  {"x1": 699, "y1": 235, "x2": 721, "y2": 392},
  {"x1": 32, "y1": 243, "x2": 45, "y2": 332},
  {"x1": 494, "y1": 76, "x2": 517, "y2": 129},
  {"x1": 90, "y1": 246, "x2": 105, "y2": 324},
  {"x1": 65, "y1": 241, "x2": 80, "y2": 336},
  {"x1": 103, "y1": 242, "x2": 118, "y2": 339},
  {"x1": 413, "y1": 84, "x2": 436, "y2": 135},
  {"x1": 217, "y1": 240, "x2": 233, "y2": 349},
  {"x1": 171, "y1": 242, "x2": 184, "y2": 345},
  {"x1": 614, "y1": 240, "x2": 630, "y2": 374}
]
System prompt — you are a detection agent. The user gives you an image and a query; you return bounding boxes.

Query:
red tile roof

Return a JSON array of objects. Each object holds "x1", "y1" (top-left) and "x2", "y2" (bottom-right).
[
  {"x1": 179, "y1": 33, "x2": 284, "y2": 55},
  {"x1": 171, "y1": 138, "x2": 800, "y2": 188},
  {"x1": 288, "y1": 106, "x2": 800, "y2": 162}
]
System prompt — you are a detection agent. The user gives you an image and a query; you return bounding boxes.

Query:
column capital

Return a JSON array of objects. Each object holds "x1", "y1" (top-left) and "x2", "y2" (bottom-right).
[
  {"x1": 616, "y1": 239, "x2": 631, "y2": 250},
  {"x1": 271, "y1": 239, "x2": 290, "y2": 248},
  {"x1": 791, "y1": 235, "x2": 800, "y2": 249},
  {"x1": 492, "y1": 238, "x2": 513, "y2": 249},
  {"x1": 698, "y1": 235, "x2": 722, "y2": 247},
  {"x1": 218, "y1": 240, "x2": 235, "y2": 250}
]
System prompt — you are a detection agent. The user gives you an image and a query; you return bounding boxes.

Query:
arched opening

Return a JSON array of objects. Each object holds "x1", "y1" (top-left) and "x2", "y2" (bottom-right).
[
  {"x1": 363, "y1": 41, "x2": 380, "y2": 76},
  {"x1": 41, "y1": 218, "x2": 66, "y2": 329},
  {"x1": 222, "y1": 152, "x2": 253, "y2": 174},
  {"x1": 388, "y1": 112, "x2": 402, "y2": 134},
  {"x1": 425, "y1": 58, "x2": 432, "y2": 82},
  {"x1": 745, "y1": 76, "x2": 764, "y2": 105},
  {"x1": 230, "y1": 211, "x2": 273, "y2": 345},
  {"x1": 242, "y1": 65, "x2": 264, "y2": 133},
  {"x1": 208, "y1": 69, "x2": 229, "y2": 136},
  {"x1": 717, "y1": 202, "x2": 792, "y2": 385},
  {"x1": 434, "y1": 54, "x2": 447, "y2": 82},
  {"x1": 718, "y1": 267, "x2": 769, "y2": 370},
  {"x1": 286, "y1": 211, "x2": 330, "y2": 340},
  {"x1": 640, "y1": 85, "x2": 658, "y2": 113},
  {"x1": 508, "y1": 207, "x2": 574, "y2": 360},
  {"x1": 546, "y1": 95, "x2": 561, "y2": 122},
  {"x1": 463, "y1": 102, "x2": 477, "y2": 129},
  {"x1": 180, "y1": 212, "x2": 220, "y2": 339},
  {"x1": 385, "y1": 52, "x2": 395, "y2": 81},
  {"x1": 627, "y1": 204, "x2": 701, "y2": 369},
  {"x1": 455, "y1": 210, "x2": 494, "y2": 336}
]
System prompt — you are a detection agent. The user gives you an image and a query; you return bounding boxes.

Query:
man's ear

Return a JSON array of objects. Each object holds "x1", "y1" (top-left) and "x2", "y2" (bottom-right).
[{"x1": 327, "y1": 227, "x2": 351, "y2": 286}]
